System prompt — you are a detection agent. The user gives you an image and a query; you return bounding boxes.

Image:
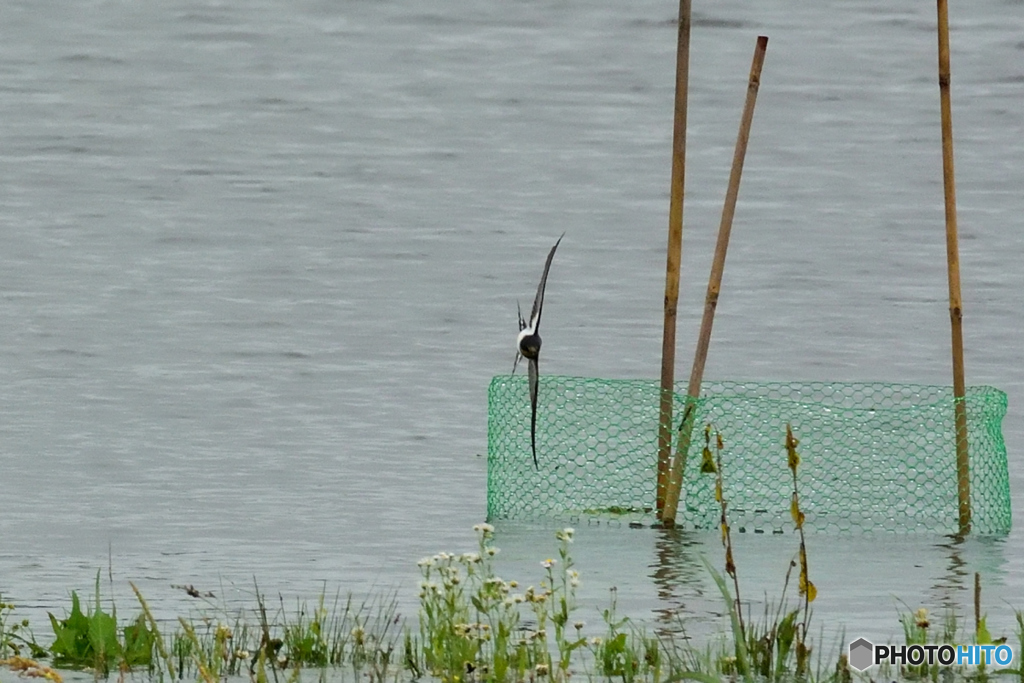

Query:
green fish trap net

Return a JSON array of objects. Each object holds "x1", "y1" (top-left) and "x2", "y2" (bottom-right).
[{"x1": 486, "y1": 376, "x2": 1011, "y2": 534}]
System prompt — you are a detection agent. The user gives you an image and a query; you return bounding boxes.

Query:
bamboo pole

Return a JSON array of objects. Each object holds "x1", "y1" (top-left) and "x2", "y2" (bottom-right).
[
  {"x1": 662, "y1": 36, "x2": 769, "y2": 526},
  {"x1": 936, "y1": 0, "x2": 970, "y2": 535},
  {"x1": 657, "y1": 0, "x2": 693, "y2": 517}
]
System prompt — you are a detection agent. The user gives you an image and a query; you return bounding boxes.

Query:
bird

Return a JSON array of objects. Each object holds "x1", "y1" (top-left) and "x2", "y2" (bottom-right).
[{"x1": 512, "y1": 233, "x2": 564, "y2": 468}]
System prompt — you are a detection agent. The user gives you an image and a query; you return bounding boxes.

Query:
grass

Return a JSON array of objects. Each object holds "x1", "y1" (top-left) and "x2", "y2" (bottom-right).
[{"x1": 2, "y1": 424, "x2": 1021, "y2": 682}]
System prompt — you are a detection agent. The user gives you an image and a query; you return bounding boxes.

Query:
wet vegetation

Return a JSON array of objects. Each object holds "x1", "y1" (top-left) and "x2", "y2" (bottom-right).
[{"x1": 2, "y1": 426, "x2": 1021, "y2": 683}]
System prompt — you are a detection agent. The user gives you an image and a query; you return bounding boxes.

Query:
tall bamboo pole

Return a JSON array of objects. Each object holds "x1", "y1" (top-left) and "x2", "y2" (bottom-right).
[
  {"x1": 657, "y1": 0, "x2": 693, "y2": 517},
  {"x1": 936, "y1": 0, "x2": 970, "y2": 535},
  {"x1": 662, "y1": 35, "x2": 768, "y2": 526}
]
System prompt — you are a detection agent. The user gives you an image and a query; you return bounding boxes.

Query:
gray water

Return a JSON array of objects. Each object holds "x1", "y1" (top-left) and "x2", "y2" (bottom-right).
[{"x1": 2, "y1": 0, "x2": 1023, "y2": 649}]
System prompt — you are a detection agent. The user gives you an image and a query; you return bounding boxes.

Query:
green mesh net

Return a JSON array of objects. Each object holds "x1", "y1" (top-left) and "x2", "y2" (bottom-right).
[{"x1": 486, "y1": 376, "x2": 1010, "y2": 534}]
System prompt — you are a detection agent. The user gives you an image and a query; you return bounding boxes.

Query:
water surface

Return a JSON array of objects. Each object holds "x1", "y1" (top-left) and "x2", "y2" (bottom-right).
[{"x1": 1, "y1": 0, "x2": 1023, "y2": 647}]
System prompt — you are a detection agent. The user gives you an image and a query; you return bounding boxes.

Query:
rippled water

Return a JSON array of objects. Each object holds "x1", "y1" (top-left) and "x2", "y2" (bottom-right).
[{"x1": 1, "y1": 0, "x2": 1023, "y2": 648}]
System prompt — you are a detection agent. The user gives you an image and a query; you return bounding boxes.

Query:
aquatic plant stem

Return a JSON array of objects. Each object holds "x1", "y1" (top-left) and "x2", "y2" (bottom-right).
[
  {"x1": 936, "y1": 0, "x2": 971, "y2": 535},
  {"x1": 129, "y1": 581, "x2": 175, "y2": 680},
  {"x1": 663, "y1": 35, "x2": 769, "y2": 526},
  {"x1": 786, "y1": 424, "x2": 815, "y2": 676},
  {"x1": 658, "y1": 0, "x2": 692, "y2": 516},
  {"x1": 712, "y1": 426, "x2": 744, "y2": 640}
]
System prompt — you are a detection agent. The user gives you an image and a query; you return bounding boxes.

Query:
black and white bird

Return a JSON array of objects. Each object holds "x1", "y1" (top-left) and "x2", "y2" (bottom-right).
[{"x1": 512, "y1": 233, "x2": 564, "y2": 468}]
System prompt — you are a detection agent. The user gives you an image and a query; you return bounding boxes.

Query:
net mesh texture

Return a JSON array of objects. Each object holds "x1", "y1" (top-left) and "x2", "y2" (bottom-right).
[{"x1": 487, "y1": 376, "x2": 1010, "y2": 534}]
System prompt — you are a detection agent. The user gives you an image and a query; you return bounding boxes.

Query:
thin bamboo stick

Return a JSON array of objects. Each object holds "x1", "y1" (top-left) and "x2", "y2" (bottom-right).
[
  {"x1": 936, "y1": 0, "x2": 970, "y2": 535},
  {"x1": 657, "y1": 0, "x2": 693, "y2": 517},
  {"x1": 662, "y1": 35, "x2": 768, "y2": 526}
]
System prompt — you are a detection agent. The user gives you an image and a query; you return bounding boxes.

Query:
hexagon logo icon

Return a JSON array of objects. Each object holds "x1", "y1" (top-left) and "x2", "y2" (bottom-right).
[{"x1": 849, "y1": 638, "x2": 874, "y2": 671}]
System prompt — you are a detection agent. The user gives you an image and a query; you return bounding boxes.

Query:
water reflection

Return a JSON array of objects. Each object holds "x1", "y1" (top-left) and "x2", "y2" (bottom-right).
[
  {"x1": 635, "y1": 527, "x2": 1013, "y2": 643},
  {"x1": 929, "y1": 534, "x2": 1010, "y2": 623},
  {"x1": 649, "y1": 527, "x2": 706, "y2": 634}
]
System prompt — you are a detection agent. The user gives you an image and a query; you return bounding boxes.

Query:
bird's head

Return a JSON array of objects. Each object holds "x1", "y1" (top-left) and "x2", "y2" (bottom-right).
[{"x1": 518, "y1": 332, "x2": 541, "y2": 360}]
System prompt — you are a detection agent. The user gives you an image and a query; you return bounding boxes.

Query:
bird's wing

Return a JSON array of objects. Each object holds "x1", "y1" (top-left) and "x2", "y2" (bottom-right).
[
  {"x1": 512, "y1": 301, "x2": 525, "y2": 374},
  {"x1": 528, "y1": 356, "x2": 539, "y2": 468},
  {"x1": 528, "y1": 233, "x2": 564, "y2": 333}
]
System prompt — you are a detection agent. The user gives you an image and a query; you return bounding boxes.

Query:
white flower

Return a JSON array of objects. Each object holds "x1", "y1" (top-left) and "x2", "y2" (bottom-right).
[
  {"x1": 555, "y1": 527, "x2": 575, "y2": 542},
  {"x1": 568, "y1": 569, "x2": 580, "y2": 587},
  {"x1": 541, "y1": 558, "x2": 556, "y2": 569},
  {"x1": 574, "y1": 621, "x2": 585, "y2": 630},
  {"x1": 473, "y1": 522, "x2": 495, "y2": 534},
  {"x1": 590, "y1": 636, "x2": 603, "y2": 646},
  {"x1": 460, "y1": 552, "x2": 482, "y2": 564},
  {"x1": 485, "y1": 546, "x2": 500, "y2": 557},
  {"x1": 417, "y1": 557, "x2": 435, "y2": 568}
]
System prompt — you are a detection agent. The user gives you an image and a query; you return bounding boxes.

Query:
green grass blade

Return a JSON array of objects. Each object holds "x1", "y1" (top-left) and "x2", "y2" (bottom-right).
[{"x1": 699, "y1": 555, "x2": 751, "y2": 681}]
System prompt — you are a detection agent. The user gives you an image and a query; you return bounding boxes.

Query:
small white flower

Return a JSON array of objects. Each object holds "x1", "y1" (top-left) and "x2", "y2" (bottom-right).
[
  {"x1": 555, "y1": 527, "x2": 575, "y2": 542},
  {"x1": 485, "y1": 546, "x2": 499, "y2": 557},
  {"x1": 574, "y1": 621, "x2": 585, "y2": 630},
  {"x1": 473, "y1": 522, "x2": 495, "y2": 534},
  {"x1": 417, "y1": 557, "x2": 435, "y2": 568},
  {"x1": 541, "y1": 558, "x2": 556, "y2": 569},
  {"x1": 460, "y1": 552, "x2": 482, "y2": 564},
  {"x1": 590, "y1": 636, "x2": 603, "y2": 646}
]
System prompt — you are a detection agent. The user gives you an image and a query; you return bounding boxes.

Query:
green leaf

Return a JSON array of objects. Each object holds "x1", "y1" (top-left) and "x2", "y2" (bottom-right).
[
  {"x1": 774, "y1": 609, "x2": 799, "y2": 677},
  {"x1": 978, "y1": 616, "x2": 993, "y2": 645},
  {"x1": 123, "y1": 614, "x2": 155, "y2": 666},
  {"x1": 664, "y1": 672, "x2": 724, "y2": 683},
  {"x1": 564, "y1": 637, "x2": 588, "y2": 654},
  {"x1": 49, "y1": 592, "x2": 93, "y2": 664},
  {"x1": 700, "y1": 556, "x2": 752, "y2": 682},
  {"x1": 89, "y1": 610, "x2": 119, "y2": 672}
]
